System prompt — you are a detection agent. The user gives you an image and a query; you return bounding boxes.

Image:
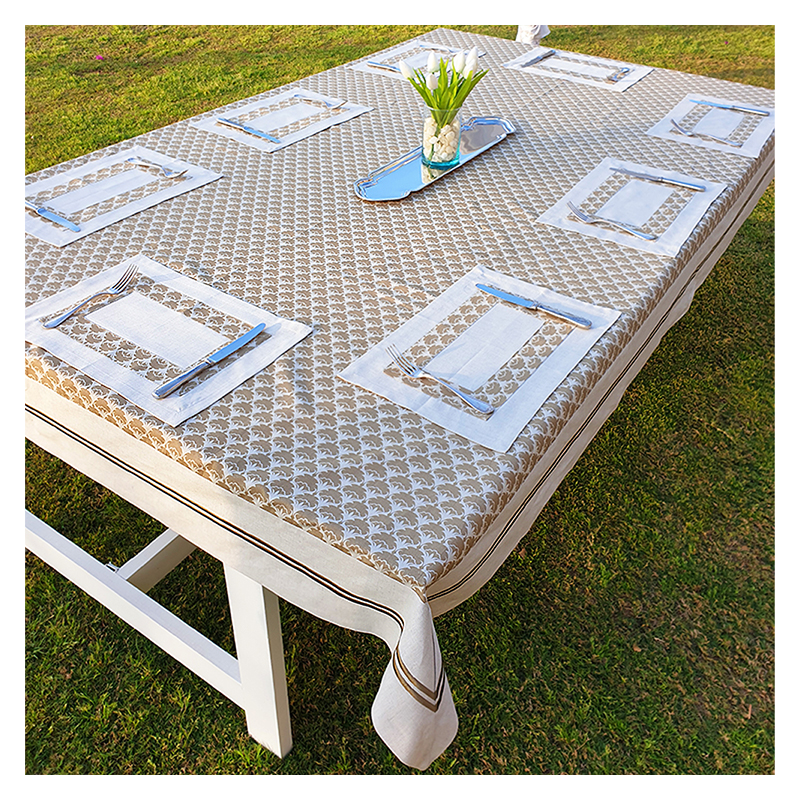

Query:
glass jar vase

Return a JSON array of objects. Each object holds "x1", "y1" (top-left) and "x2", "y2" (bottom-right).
[{"x1": 421, "y1": 105, "x2": 462, "y2": 170}]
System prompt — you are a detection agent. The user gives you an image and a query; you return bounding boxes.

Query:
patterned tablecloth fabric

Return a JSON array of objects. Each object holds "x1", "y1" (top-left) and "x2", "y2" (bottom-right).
[{"x1": 24, "y1": 29, "x2": 775, "y2": 769}]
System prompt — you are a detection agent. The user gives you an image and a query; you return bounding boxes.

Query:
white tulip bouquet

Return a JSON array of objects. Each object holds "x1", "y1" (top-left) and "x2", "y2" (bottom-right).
[
  {"x1": 399, "y1": 47, "x2": 487, "y2": 129},
  {"x1": 398, "y1": 47, "x2": 487, "y2": 167}
]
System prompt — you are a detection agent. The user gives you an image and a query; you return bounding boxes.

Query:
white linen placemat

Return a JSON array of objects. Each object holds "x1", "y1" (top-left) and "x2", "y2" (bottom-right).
[
  {"x1": 424, "y1": 303, "x2": 544, "y2": 391},
  {"x1": 598, "y1": 181, "x2": 674, "y2": 227},
  {"x1": 647, "y1": 93, "x2": 775, "y2": 158},
  {"x1": 191, "y1": 89, "x2": 372, "y2": 153},
  {"x1": 349, "y1": 41, "x2": 486, "y2": 80},
  {"x1": 24, "y1": 253, "x2": 313, "y2": 426},
  {"x1": 86, "y1": 293, "x2": 230, "y2": 370},
  {"x1": 538, "y1": 156, "x2": 727, "y2": 256},
  {"x1": 247, "y1": 102, "x2": 323, "y2": 132},
  {"x1": 503, "y1": 46, "x2": 653, "y2": 92},
  {"x1": 24, "y1": 145, "x2": 223, "y2": 248},
  {"x1": 338, "y1": 265, "x2": 620, "y2": 453}
]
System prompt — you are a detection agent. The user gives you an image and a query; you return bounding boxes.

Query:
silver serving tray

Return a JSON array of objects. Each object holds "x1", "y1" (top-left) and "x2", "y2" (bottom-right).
[{"x1": 353, "y1": 116, "x2": 516, "y2": 201}]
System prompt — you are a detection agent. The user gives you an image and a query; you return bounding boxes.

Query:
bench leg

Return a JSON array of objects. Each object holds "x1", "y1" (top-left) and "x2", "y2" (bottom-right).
[{"x1": 224, "y1": 564, "x2": 293, "y2": 757}]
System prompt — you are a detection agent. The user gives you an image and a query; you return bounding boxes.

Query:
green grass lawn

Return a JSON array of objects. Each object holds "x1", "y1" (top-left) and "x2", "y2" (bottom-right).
[{"x1": 25, "y1": 25, "x2": 775, "y2": 775}]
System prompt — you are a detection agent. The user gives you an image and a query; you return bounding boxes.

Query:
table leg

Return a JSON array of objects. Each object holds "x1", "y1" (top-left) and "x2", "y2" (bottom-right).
[
  {"x1": 223, "y1": 563, "x2": 293, "y2": 757},
  {"x1": 25, "y1": 511, "x2": 243, "y2": 705}
]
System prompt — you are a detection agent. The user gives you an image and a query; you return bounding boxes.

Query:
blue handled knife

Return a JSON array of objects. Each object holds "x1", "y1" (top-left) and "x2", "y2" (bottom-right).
[
  {"x1": 477, "y1": 284, "x2": 593, "y2": 329},
  {"x1": 25, "y1": 200, "x2": 81, "y2": 232},
  {"x1": 153, "y1": 322, "x2": 267, "y2": 399}
]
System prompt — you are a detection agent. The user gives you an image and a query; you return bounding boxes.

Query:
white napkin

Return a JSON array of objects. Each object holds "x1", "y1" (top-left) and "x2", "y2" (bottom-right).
[
  {"x1": 47, "y1": 170, "x2": 159, "y2": 216},
  {"x1": 503, "y1": 47, "x2": 653, "y2": 92},
  {"x1": 398, "y1": 50, "x2": 437, "y2": 72},
  {"x1": 647, "y1": 93, "x2": 774, "y2": 158},
  {"x1": 338, "y1": 265, "x2": 620, "y2": 453},
  {"x1": 537, "y1": 156, "x2": 727, "y2": 256},
  {"x1": 24, "y1": 254, "x2": 313, "y2": 426},
  {"x1": 191, "y1": 89, "x2": 373, "y2": 153},
  {"x1": 24, "y1": 145, "x2": 223, "y2": 248},
  {"x1": 542, "y1": 57, "x2": 616, "y2": 80},
  {"x1": 694, "y1": 108, "x2": 744, "y2": 140}
]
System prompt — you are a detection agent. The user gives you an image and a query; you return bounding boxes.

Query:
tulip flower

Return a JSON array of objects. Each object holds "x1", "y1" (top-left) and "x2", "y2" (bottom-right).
[
  {"x1": 426, "y1": 50, "x2": 438, "y2": 73},
  {"x1": 397, "y1": 51, "x2": 488, "y2": 130},
  {"x1": 465, "y1": 47, "x2": 479, "y2": 76},
  {"x1": 398, "y1": 60, "x2": 414, "y2": 80}
]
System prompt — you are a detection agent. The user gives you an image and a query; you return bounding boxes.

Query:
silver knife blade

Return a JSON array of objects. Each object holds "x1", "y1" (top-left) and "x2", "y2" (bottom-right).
[
  {"x1": 519, "y1": 49, "x2": 556, "y2": 67},
  {"x1": 689, "y1": 99, "x2": 770, "y2": 117},
  {"x1": 476, "y1": 284, "x2": 593, "y2": 330},
  {"x1": 25, "y1": 200, "x2": 81, "y2": 232},
  {"x1": 153, "y1": 322, "x2": 267, "y2": 399},
  {"x1": 366, "y1": 60, "x2": 401, "y2": 73},
  {"x1": 610, "y1": 165, "x2": 706, "y2": 192},
  {"x1": 217, "y1": 117, "x2": 281, "y2": 143}
]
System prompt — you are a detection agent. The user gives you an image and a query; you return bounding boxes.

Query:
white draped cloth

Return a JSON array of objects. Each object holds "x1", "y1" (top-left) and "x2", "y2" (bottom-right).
[{"x1": 516, "y1": 25, "x2": 550, "y2": 45}]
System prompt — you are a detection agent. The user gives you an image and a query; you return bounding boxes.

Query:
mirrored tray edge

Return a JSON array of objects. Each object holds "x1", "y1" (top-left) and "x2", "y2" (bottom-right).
[{"x1": 353, "y1": 116, "x2": 515, "y2": 202}]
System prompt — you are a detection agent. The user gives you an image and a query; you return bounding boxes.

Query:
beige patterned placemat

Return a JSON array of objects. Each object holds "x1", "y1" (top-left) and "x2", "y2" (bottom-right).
[
  {"x1": 190, "y1": 88, "x2": 373, "y2": 153},
  {"x1": 538, "y1": 156, "x2": 727, "y2": 256},
  {"x1": 647, "y1": 93, "x2": 775, "y2": 158},
  {"x1": 24, "y1": 145, "x2": 223, "y2": 247},
  {"x1": 503, "y1": 46, "x2": 653, "y2": 92},
  {"x1": 24, "y1": 254, "x2": 313, "y2": 425},
  {"x1": 338, "y1": 265, "x2": 620, "y2": 452}
]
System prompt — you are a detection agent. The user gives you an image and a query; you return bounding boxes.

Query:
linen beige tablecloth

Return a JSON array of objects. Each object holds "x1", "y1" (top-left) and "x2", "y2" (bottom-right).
[{"x1": 25, "y1": 29, "x2": 775, "y2": 768}]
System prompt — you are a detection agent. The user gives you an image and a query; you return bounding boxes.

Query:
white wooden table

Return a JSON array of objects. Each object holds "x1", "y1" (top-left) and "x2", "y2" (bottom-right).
[{"x1": 25, "y1": 29, "x2": 775, "y2": 769}]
